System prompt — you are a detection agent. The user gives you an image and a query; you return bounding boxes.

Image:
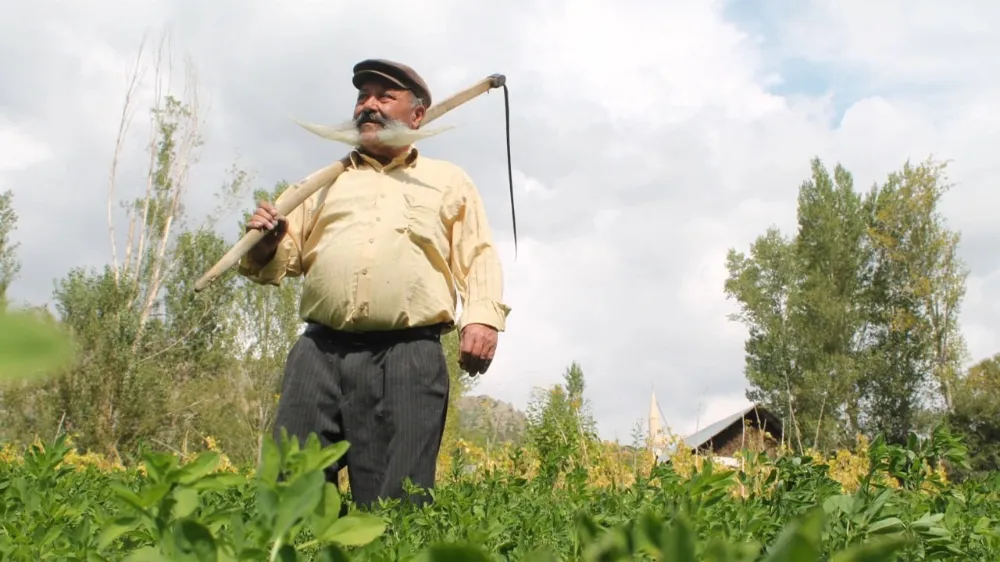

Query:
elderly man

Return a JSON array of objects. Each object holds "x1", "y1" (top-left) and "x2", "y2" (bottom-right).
[{"x1": 240, "y1": 59, "x2": 510, "y2": 508}]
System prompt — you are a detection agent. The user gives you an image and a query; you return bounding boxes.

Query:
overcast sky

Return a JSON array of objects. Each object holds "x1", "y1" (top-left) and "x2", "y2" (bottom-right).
[{"x1": 2, "y1": 0, "x2": 999, "y2": 443}]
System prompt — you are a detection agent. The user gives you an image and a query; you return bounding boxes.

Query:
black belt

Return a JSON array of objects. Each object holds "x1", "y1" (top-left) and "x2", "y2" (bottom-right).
[{"x1": 304, "y1": 321, "x2": 448, "y2": 346}]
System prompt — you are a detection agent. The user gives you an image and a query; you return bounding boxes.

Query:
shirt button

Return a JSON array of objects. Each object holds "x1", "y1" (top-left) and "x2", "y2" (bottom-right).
[
  {"x1": 361, "y1": 269, "x2": 368, "y2": 275},
  {"x1": 369, "y1": 238, "x2": 374, "y2": 243},
  {"x1": 376, "y1": 217, "x2": 381, "y2": 222}
]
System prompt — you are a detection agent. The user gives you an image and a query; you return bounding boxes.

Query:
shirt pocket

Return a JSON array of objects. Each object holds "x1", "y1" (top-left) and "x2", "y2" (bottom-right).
[{"x1": 402, "y1": 189, "x2": 444, "y2": 243}]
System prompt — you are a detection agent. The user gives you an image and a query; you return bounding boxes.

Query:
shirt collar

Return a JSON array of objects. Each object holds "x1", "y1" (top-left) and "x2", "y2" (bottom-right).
[{"x1": 349, "y1": 146, "x2": 419, "y2": 172}]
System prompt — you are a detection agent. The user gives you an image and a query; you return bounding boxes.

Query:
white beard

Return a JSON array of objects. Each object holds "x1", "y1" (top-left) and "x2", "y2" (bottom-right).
[{"x1": 294, "y1": 117, "x2": 453, "y2": 149}]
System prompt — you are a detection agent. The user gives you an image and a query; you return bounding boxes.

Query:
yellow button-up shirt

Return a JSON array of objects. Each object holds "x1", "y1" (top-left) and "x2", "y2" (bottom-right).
[{"x1": 238, "y1": 148, "x2": 511, "y2": 334}]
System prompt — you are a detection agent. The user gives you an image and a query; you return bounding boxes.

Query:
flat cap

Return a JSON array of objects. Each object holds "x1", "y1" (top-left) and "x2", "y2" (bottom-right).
[{"x1": 352, "y1": 59, "x2": 432, "y2": 107}]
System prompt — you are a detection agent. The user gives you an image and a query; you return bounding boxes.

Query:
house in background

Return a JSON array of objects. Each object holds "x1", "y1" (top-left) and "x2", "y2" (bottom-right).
[{"x1": 648, "y1": 393, "x2": 784, "y2": 467}]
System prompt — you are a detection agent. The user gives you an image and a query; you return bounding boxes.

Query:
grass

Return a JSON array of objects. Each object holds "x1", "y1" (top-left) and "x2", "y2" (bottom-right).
[{"x1": 1, "y1": 425, "x2": 998, "y2": 561}]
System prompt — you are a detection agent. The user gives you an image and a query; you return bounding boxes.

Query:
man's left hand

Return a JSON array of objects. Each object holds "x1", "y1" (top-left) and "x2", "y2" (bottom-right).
[{"x1": 459, "y1": 323, "x2": 498, "y2": 376}]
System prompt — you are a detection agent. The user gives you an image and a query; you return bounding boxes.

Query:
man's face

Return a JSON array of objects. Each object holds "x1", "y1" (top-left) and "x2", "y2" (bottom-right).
[
  {"x1": 353, "y1": 78, "x2": 425, "y2": 152},
  {"x1": 293, "y1": 75, "x2": 446, "y2": 152}
]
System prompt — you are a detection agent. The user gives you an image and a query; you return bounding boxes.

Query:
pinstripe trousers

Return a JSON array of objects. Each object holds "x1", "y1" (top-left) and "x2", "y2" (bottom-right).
[{"x1": 272, "y1": 322, "x2": 450, "y2": 509}]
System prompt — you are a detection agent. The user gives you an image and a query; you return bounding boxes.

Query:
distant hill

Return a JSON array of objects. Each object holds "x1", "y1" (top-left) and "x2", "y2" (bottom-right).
[{"x1": 455, "y1": 394, "x2": 527, "y2": 447}]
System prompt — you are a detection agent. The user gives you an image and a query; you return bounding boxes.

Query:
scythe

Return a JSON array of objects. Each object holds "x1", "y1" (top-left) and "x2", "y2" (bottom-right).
[{"x1": 193, "y1": 73, "x2": 517, "y2": 293}]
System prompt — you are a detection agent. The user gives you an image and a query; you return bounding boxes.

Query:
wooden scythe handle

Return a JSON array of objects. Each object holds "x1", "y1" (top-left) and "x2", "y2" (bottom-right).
[{"x1": 193, "y1": 73, "x2": 507, "y2": 293}]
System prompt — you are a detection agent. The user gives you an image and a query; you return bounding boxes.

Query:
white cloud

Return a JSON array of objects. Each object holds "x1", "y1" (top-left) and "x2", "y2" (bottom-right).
[
  {"x1": 778, "y1": 0, "x2": 1000, "y2": 89},
  {"x1": 3, "y1": 0, "x2": 1000, "y2": 443},
  {"x1": 0, "y1": 120, "x2": 51, "y2": 173}
]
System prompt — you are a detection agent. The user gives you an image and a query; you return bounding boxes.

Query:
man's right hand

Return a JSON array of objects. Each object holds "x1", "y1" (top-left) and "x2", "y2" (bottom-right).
[{"x1": 246, "y1": 200, "x2": 287, "y2": 264}]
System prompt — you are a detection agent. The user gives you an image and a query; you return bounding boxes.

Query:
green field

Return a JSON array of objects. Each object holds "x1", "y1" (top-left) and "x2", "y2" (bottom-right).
[{"x1": 1, "y1": 425, "x2": 998, "y2": 561}]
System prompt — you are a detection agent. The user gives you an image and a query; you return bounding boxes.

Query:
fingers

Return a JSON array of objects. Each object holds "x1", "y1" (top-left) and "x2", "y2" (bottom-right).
[
  {"x1": 246, "y1": 201, "x2": 284, "y2": 231},
  {"x1": 459, "y1": 329, "x2": 478, "y2": 375},
  {"x1": 459, "y1": 329, "x2": 476, "y2": 372},
  {"x1": 459, "y1": 326, "x2": 497, "y2": 376},
  {"x1": 481, "y1": 334, "x2": 497, "y2": 374},
  {"x1": 469, "y1": 330, "x2": 486, "y2": 362},
  {"x1": 459, "y1": 349, "x2": 478, "y2": 376},
  {"x1": 462, "y1": 353, "x2": 484, "y2": 376},
  {"x1": 460, "y1": 327, "x2": 475, "y2": 355},
  {"x1": 484, "y1": 338, "x2": 496, "y2": 362}
]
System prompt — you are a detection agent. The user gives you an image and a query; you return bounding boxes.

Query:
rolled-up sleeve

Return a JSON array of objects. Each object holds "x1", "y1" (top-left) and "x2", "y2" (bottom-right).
[
  {"x1": 237, "y1": 187, "x2": 313, "y2": 286},
  {"x1": 450, "y1": 173, "x2": 512, "y2": 332},
  {"x1": 238, "y1": 234, "x2": 297, "y2": 286}
]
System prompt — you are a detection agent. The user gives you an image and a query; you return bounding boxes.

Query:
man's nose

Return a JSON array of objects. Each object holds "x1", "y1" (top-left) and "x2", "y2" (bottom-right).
[{"x1": 360, "y1": 95, "x2": 380, "y2": 112}]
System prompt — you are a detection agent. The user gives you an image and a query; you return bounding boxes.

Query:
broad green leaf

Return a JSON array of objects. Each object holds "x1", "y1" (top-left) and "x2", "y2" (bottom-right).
[
  {"x1": 178, "y1": 452, "x2": 221, "y2": 484},
  {"x1": 96, "y1": 515, "x2": 142, "y2": 550},
  {"x1": 911, "y1": 513, "x2": 945, "y2": 530},
  {"x1": 39, "y1": 524, "x2": 62, "y2": 547},
  {"x1": 703, "y1": 538, "x2": 761, "y2": 562},
  {"x1": 319, "y1": 512, "x2": 387, "y2": 547},
  {"x1": 632, "y1": 511, "x2": 663, "y2": 556},
  {"x1": 192, "y1": 472, "x2": 246, "y2": 491},
  {"x1": 864, "y1": 489, "x2": 894, "y2": 519},
  {"x1": 140, "y1": 483, "x2": 173, "y2": 508},
  {"x1": 823, "y1": 494, "x2": 856, "y2": 516},
  {"x1": 123, "y1": 546, "x2": 172, "y2": 562},
  {"x1": 315, "y1": 544, "x2": 352, "y2": 562},
  {"x1": 257, "y1": 485, "x2": 280, "y2": 525},
  {"x1": 275, "y1": 544, "x2": 298, "y2": 562},
  {"x1": 174, "y1": 487, "x2": 200, "y2": 519},
  {"x1": 867, "y1": 517, "x2": 904, "y2": 535},
  {"x1": 272, "y1": 469, "x2": 324, "y2": 541},
  {"x1": 574, "y1": 511, "x2": 601, "y2": 544},
  {"x1": 228, "y1": 512, "x2": 247, "y2": 552},
  {"x1": 662, "y1": 516, "x2": 696, "y2": 562},
  {"x1": 108, "y1": 482, "x2": 150, "y2": 516},
  {"x1": 172, "y1": 519, "x2": 218, "y2": 562},
  {"x1": 306, "y1": 442, "x2": 350, "y2": 475},
  {"x1": 973, "y1": 516, "x2": 994, "y2": 535},
  {"x1": 312, "y1": 482, "x2": 343, "y2": 538},
  {"x1": 830, "y1": 536, "x2": 912, "y2": 562},
  {"x1": 257, "y1": 438, "x2": 282, "y2": 485},
  {"x1": 761, "y1": 509, "x2": 824, "y2": 562}
]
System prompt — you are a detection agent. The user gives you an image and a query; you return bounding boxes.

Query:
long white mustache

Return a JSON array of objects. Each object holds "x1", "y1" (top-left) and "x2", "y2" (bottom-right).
[{"x1": 294, "y1": 116, "x2": 453, "y2": 148}]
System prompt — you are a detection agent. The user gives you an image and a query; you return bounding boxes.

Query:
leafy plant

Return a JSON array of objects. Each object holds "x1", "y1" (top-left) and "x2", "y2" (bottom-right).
[
  {"x1": 2, "y1": 425, "x2": 998, "y2": 561},
  {"x1": 0, "y1": 309, "x2": 76, "y2": 382}
]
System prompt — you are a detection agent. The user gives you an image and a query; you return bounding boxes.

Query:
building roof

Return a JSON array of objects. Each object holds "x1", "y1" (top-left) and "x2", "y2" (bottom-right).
[{"x1": 656, "y1": 404, "x2": 781, "y2": 463}]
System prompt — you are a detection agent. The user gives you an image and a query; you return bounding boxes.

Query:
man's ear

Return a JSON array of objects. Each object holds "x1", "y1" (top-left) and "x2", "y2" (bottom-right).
[{"x1": 411, "y1": 102, "x2": 426, "y2": 128}]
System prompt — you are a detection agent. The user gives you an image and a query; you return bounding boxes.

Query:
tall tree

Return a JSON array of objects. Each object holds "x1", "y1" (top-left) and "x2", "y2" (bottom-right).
[
  {"x1": 789, "y1": 160, "x2": 869, "y2": 448},
  {"x1": 525, "y1": 362, "x2": 599, "y2": 482},
  {"x1": 0, "y1": 189, "x2": 21, "y2": 311},
  {"x1": 724, "y1": 226, "x2": 807, "y2": 450},
  {"x1": 947, "y1": 353, "x2": 1000, "y2": 477},
  {"x1": 861, "y1": 159, "x2": 967, "y2": 430},
  {"x1": 724, "y1": 157, "x2": 968, "y2": 450},
  {"x1": 46, "y1": 41, "x2": 210, "y2": 455},
  {"x1": 0, "y1": 35, "x2": 253, "y2": 458}
]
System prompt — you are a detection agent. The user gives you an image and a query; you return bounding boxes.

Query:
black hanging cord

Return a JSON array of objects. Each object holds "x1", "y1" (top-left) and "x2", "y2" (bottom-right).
[{"x1": 501, "y1": 83, "x2": 517, "y2": 259}]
